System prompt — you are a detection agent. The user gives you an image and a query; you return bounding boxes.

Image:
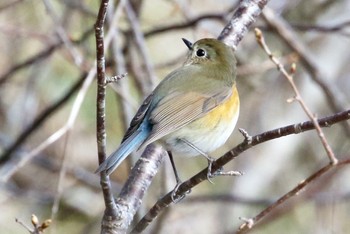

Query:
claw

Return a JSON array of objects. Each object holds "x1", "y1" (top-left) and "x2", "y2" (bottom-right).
[
  {"x1": 206, "y1": 158, "x2": 215, "y2": 184},
  {"x1": 171, "y1": 182, "x2": 191, "y2": 203}
]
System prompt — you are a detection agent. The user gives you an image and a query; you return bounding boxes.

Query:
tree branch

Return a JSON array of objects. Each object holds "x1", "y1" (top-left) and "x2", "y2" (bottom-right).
[{"x1": 133, "y1": 109, "x2": 350, "y2": 232}]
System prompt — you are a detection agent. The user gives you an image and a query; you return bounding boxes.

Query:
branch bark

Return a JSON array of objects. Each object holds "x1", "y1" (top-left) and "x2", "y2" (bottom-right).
[
  {"x1": 94, "y1": 0, "x2": 118, "y2": 231},
  {"x1": 218, "y1": 0, "x2": 268, "y2": 49}
]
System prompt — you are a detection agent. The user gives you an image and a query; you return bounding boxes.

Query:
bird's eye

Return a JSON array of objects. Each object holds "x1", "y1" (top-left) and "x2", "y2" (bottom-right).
[{"x1": 196, "y1": 49, "x2": 206, "y2": 57}]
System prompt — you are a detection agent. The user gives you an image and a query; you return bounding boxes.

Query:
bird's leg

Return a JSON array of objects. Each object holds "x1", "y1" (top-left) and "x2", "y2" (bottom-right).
[
  {"x1": 168, "y1": 151, "x2": 190, "y2": 203},
  {"x1": 179, "y1": 139, "x2": 216, "y2": 183},
  {"x1": 179, "y1": 139, "x2": 244, "y2": 181}
]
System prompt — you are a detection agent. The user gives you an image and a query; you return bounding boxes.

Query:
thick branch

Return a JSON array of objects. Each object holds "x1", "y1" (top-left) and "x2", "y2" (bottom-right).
[
  {"x1": 218, "y1": 0, "x2": 269, "y2": 49},
  {"x1": 109, "y1": 144, "x2": 165, "y2": 233}
]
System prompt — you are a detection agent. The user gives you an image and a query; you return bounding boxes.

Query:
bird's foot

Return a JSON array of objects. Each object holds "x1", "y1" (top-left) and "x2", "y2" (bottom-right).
[{"x1": 171, "y1": 181, "x2": 191, "y2": 203}]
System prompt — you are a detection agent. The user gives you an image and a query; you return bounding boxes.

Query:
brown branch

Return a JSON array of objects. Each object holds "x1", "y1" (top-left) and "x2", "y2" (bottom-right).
[
  {"x1": 133, "y1": 109, "x2": 350, "y2": 232},
  {"x1": 94, "y1": 0, "x2": 118, "y2": 223},
  {"x1": 236, "y1": 158, "x2": 350, "y2": 233}
]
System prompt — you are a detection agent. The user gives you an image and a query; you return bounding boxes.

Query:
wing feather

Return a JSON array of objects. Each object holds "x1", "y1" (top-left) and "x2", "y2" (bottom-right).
[
  {"x1": 122, "y1": 93, "x2": 153, "y2": 142},
  {"x1": 140, "y1": 86, "x2": 232, "y2": 147}
]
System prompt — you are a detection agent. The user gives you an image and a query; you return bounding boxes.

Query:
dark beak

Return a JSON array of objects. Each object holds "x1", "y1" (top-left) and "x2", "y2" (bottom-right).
[{"x1": 182, "y1": 38, "x2": 193, "y2": 50}]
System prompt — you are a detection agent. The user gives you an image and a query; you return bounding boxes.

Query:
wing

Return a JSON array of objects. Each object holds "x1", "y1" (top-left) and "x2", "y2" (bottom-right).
[
  {"x1": 140, "y1": 85, "x2": 232, "y2": 147},
  {"x1": 121, "y1": 93, "x2": 153, "y2": 142}
]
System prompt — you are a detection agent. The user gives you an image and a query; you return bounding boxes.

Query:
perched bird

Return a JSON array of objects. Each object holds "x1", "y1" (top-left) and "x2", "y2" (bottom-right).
[{"x1": 96, "y1": 38, "x2": 239, "y2": 185}]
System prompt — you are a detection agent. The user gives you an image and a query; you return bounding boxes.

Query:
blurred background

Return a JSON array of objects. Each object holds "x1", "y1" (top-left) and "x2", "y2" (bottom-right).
[{"x1": 0, "y1": 0, "x2": 350, "y2": 233}]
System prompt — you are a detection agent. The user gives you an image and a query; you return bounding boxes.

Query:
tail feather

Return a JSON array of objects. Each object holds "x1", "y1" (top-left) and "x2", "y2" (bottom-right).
[{"x1": 95, "y1": 128, "x2": 149, "y2": 175}]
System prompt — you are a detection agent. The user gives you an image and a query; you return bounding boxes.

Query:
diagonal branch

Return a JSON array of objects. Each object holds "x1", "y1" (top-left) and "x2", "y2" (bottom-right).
[
  {"x1": 236, "y1": 158, "x2": 350, "y2": 233},
  {"x1": 133, "y1": 109, "x2": 350, "y2": 232}
]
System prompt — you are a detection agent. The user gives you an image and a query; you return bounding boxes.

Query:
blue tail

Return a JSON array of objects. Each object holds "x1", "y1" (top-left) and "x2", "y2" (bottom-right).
[{"x1": 95, "y1": 123, "x2": 150, "y2": 175}]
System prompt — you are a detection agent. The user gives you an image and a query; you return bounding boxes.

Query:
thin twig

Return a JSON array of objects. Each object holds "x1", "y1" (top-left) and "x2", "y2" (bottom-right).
[
  {"x1": 94, "y1": 0, "x2": 117, "y2": 220},
  {"x1": 0, "y1": 13, "x2": 123, "y2": 183},
  {"x1": 254, "y1": 28, "x2": 337, "y2": 164},
  {"x1": 15, "y1": 214, "x2": 51, "y2": 234}
]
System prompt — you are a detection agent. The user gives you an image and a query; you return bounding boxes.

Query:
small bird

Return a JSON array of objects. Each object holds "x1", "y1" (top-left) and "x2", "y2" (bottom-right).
[{"x1": 96, "y1": 38, "x2": 239, "y2": 185}]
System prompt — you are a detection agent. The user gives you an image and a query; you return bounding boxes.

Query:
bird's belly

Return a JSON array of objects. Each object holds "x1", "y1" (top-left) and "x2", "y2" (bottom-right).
[{"x1": 162, "y1": 86, "x2": 240, "y2": 156}]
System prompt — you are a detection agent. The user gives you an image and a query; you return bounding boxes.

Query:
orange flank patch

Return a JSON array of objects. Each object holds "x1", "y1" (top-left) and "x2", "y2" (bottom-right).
[{"x1": 194, "y1": 85, "x2": 240, "y2": 129}]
